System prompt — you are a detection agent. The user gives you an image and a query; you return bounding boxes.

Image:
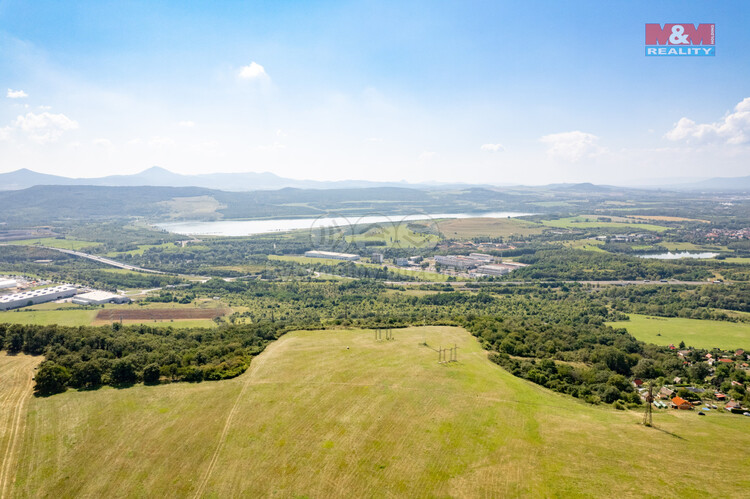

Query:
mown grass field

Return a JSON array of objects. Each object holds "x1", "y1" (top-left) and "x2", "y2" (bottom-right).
[
  {"x1": 5, "y1": 326, "x2": 750, "y2": 497},
  {"x1": 607, "y1": 314, "x2": 750, "y2": 350},
  {"x1": 436, "y1": 217, "x2": 544, "y2": 239},
  {"x1": 542, "y1": 216, "x2": 669, "y2": 232}
]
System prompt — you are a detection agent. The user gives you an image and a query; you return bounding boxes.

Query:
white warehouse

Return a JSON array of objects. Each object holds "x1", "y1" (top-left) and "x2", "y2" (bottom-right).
[
  {"x1": 0, "y1": 279, "x2": 18, "y2": 289},
  {"x1": 72, "y1": 291, "x2": 131, "y2": 306},
  {"x1": 0, "y1": 285, "x2": 78, "y2": 311}
]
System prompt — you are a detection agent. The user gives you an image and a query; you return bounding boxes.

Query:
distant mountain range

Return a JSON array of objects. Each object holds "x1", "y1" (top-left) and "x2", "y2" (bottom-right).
[
  {"x1": 1, "y1": 167, "x2": 749, "y2": 192},
  {"x1": 0, "y1": 167, "x2": 437, "y2": 192}
]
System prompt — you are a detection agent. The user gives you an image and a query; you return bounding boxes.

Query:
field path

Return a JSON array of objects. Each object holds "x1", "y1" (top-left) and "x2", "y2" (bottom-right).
[
  {"x1": 0, "y1": 353, "x2": 40, "y2": 499},
  {"x1": 192, "y1": 336, "x2": 295, "y2": 498}
]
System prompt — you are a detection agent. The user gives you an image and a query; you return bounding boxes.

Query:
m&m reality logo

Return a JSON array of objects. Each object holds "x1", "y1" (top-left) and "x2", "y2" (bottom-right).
[{"x1": 645, "y1": 24, "x2": 715, "y2": 56}]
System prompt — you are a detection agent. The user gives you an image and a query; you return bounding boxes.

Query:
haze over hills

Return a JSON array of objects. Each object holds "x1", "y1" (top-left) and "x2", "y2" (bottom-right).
[
  {"x1": 0, "y1": 167, "x2": 435, "y2": 192},
  {"x1": 1, "y1": 167, "x2": 749, "y2": 192}
]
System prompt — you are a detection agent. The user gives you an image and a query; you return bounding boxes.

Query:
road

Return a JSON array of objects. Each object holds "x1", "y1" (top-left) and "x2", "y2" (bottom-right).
[{"x1": 51, "y1": 247, "x2": 165, "y2": 274}]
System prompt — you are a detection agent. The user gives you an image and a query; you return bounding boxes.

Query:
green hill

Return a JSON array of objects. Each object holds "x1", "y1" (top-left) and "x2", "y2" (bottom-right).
[{"x1": 10, "y1": 327, "x2": 750, "y2": 497}]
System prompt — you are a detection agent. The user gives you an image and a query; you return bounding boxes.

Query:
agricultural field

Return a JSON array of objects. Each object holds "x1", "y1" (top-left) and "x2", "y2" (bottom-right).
[
  {"x1": 6, "y1": 238, "x2": 98, "y2": 251},
  {"x1": 607, "y1": 314, "x2": 750, "y2": 351},
  {"x1": 541, "y1": 216, "x2": 670, "y2": 232},
  {"x1": 0, "y1": 301, "x2": 229, "y2": 328},
  {"x1": 435, "y1": 217, "x2": 544, "y2": 239},
  {"x1": 5, "y1": 327, "x2": 750, "y2": 497}
]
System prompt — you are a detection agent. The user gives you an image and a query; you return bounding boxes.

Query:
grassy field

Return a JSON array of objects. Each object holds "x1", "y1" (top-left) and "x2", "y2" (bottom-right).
[
  {"x1": 542, "y1": 216, "x2": 669, "y2": 232},
  {"x1": 5, "y1": 326, "x2": 750, "y2": 497},
  {"x1": 0, "y1": 299, "x2": 227, "y2": 328},
  {"x1": 0, "y1": 352, "x2": 41, "y2": 498},
  {"x1": 6, "y1": 238, "x2": 97, "y2": 251},
  {"x1": 0, "y1": 309, "x2": 99, "y2": 327},
  {"x1": 345, "y1": 222, "x2": 440, "y2": 248},
  {"x1": 607, "y1": 314, "x2": 750, "y2": 350},
  {"x1": 562, "y1": 238, "x2": 606, "y2": 252},
  {"x1": 436, "y1": 217, "x2": 544, "y2": 239}
]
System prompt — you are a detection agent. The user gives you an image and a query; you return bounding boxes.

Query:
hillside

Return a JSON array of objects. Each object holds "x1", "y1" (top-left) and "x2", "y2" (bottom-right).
[{"x1": 8, "y1": 327, "x2": 750, "y2": 497}]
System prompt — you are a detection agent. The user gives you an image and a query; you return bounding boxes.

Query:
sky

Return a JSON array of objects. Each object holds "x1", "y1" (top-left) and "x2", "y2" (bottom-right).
[{"x1": 1, "y1": 0, "x2": 749, "y2": 185}]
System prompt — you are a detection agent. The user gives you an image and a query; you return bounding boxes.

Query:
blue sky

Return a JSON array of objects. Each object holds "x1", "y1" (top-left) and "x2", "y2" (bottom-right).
[{"x1": 1, "y1": 0, "x2": 748, "y2": 184}]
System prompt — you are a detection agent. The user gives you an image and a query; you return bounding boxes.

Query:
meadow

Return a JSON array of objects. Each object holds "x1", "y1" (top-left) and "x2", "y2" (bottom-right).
[
  {"x1": 541, "y1": 216, "x2": 669, "y2": 232},
  {"x1": 607, "y1": 314, "x2": 750, "y2": 350},
  {"x1": 434, "y1": 217, "x2": 544, "y2": 239},
  {"x1": 4, "y1": 327, "x2": 749, "y2": 497}
]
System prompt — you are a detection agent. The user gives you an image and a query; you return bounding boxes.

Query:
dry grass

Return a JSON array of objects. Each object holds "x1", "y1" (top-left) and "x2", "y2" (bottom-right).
[
  {"x1": 436, "y1": 217, "x2": 544, "y2": 239},
  {"x1": 0, "y1": 353, "x2": 41, "y2": 498},
  {"x1": 7, "y1": 327, "x2": 750, "y2": 497}
]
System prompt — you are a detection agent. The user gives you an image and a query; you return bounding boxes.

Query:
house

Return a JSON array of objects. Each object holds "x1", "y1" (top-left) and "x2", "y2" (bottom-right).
[
  {"x1": 715, "y1": 392, "x2": 727, "y2": 400},
  {"x1": 736, "y1": 349, "x2": 745, "y2": 356},
  {"x1": 673, "y1": 377, "x2": 682, "y2": 383},
  {"x1": 659, "y1": 387, "x2": 674, "y2": 399},
  {"x1": 678, "y1": 350, "x2": 691, "y2": 358},
  {"x1": 671, "y1": 396, "x2": 693, "y2": 410},
  {"x1": 718, "y1": 359, "x2": 733, "y2": 364},
  {"x1": 633, "y1": 379, "x2": 643, "y2": 387}
]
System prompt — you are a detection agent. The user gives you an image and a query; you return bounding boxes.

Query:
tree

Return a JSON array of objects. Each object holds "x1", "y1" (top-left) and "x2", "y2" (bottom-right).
[
  {"x1": 70, "y1": 361, "x2": 102, "y2": 389},
  {"x1": 143, "y1": 363, "x2": 161, "y2": 385},
  {"x1": 34, "y1": 362, "x2": 71, "y2": 396},
  {"x1": 111, "y1": 359, "x2": 137, "y2": 385},
  {"x1": 632, "y1": 358, "x2": 662, "y2": 380}
]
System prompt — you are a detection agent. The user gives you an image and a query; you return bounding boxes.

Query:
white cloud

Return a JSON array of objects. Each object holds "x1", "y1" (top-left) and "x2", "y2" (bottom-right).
[
  {"x1": 480, "y1": 143, "x2": 504, "y2": 152},
  {"x1": 666, "y1": 97, "x2": 750, "y2": 145},
  {"x1": 93, "y1": 138, "x2": 112, "y2": 147},
  {"x1": 7, "y1": 89, "x2": 28, "y2": 99},
  {"x1": 8, "y1": 112, "x2": 78, "y2": 143},
  {"x1": 178, "y1": 120, "x2": 195, "y2": 128},
  {"x1": 238, "y1": 62, "x2": 268, "y2": 80},
  {"x1": 540, "y1": 131, "x2": 601, "y2": 162}
]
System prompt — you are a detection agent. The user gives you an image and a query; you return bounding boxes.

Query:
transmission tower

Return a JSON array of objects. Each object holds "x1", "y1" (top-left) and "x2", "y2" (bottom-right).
[{"x1": 643, "y1": 382, "x2": 653, "y2": 427}]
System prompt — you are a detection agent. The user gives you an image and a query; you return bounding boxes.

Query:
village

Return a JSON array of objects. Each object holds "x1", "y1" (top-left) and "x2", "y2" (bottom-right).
[{"x1": 637, "y1": 345, "x2": 749, "y2": 416}]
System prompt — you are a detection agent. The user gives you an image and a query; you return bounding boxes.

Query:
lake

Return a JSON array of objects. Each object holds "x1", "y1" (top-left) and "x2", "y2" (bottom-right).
[
  {"x1": 155, "y1": 212, "x2": 533, "y2": 237},
  {"x1": 639, "y1": 251, "x2": 718, "y2": 260}
]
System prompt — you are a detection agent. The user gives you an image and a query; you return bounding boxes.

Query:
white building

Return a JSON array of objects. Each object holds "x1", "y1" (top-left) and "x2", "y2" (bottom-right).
[
  {"x1": 72, "y1": 291, "x2": 131, "y2": 306},
  {"x1": 0, "y1": 285, "x2": 78, "y2": 311},
  {"x1": 304, "y1": 250, "x2": 360, "y2": 261},
  {"x1": 0, "y1": 279, "x2": 17, "y2": 289}
]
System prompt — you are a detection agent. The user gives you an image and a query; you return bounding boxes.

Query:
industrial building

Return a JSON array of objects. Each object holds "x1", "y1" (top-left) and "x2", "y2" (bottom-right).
[
  {"x1": 304, "y1": 250, "x2": 360, "y2": 261},
  {"x1": 0, "y1": 285, "x2": 78, "y2": 311},
  {"x1": 0, "y1": 279, "x2": 17, "y2": 289},
  {"x1": 476, "y1": 264, "x2": 512, "y2": 276},
  {"x1": 469, "y1": 253, "x2": 494, "y2": 263},
  {"x1": 371, "y1": 252, "x2": 384, "y2": 264},
  {"x1": 72, "y1": 291, "x2": 131, "y2": 306}
]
